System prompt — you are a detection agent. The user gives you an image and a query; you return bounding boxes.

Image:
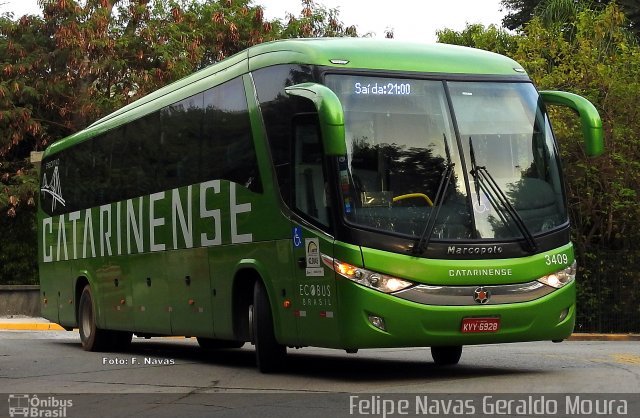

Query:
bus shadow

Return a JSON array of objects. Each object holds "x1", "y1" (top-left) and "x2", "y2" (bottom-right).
[
  {"x1": 54, "y1": 338, "x2": 545, "y2": 383},
  {"x1": 279, "y1": 350, "x2": 542, "y2": 383}
]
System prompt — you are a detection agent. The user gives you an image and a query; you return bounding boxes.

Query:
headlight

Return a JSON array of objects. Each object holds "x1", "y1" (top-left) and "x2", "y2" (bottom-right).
[
  {"x1": 321, "y1": 254, "x2": 415, "y2": 293},
  {"x1": 538, "y1": 261, "x2": 577, "y2": 289}
]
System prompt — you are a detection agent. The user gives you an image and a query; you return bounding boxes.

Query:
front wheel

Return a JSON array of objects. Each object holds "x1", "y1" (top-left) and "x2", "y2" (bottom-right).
[
  {"x1": 78, "y1": 285, "x2": 114, "y2": 352},
  {"x1": 431, "y1": 345, "x2": 462, "y2": 365},
  {"x1": 252, "y1": 281, "x2": 286, "y2": 373}
]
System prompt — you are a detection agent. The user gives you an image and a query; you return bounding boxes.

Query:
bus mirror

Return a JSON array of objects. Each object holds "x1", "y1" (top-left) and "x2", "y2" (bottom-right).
[
  {"x1": 540, "y1": 91, "x2": 604, "y2": 156},
  {"x1": 285, "y1": 83, "x2": 347, "y2": 156}
]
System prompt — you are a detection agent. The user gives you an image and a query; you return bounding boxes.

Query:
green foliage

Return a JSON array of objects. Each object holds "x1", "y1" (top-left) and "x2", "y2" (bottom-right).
[
  {"x1": 528, "y1": 7, "x2": 640, "y2": 332},
  {"x1": 276, "y1": 0, "x2": 358, "y2": 38},
  {"x1": 0, "y1": 0, "x2": 360, "y2": 164},
  {"x1": 501, "y1": 0, "x2": 640, "y2": 36},
  {"x1": 0, "y1": 159, "x2": 38, "y2": 218},
  {"x1": 533, "y1": 0, "x2": 588, "y2": 33},
  {"x1": 0, "y1": 158, "x2": 41, "y2": 285},
  {"x1": 0, "y1": 205, "x2": 38, "y2": 285},
  {"x1": 439, "y1": 3, "x2": 640, "y2": 332},
  {"x1": 436, "y1": 23, "x2": 520, "y2": 56}
]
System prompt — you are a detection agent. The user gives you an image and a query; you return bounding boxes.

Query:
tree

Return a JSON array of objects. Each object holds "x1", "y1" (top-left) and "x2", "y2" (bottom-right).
[
  {"x1": 501, "y1": 0, "x2": 640, "y2": 36},
  {"x1": 277, "y1": 0, "x2": 357, "y2": 38},
  {"x1": 500, "y1": 0, "x2": 540, "y2": 30},
  {"x1": 517, "y1": 6, "x2": 640, "y2": 332},
  {"x1": 532, "y1": 0, "x2": 587, "y2": 29},
  {"x1": 0, "y1": 0, "x2": 359, "y2": 216},
  {"x1": 436, "y1": 23, "x2": 519, "y2": 56}
]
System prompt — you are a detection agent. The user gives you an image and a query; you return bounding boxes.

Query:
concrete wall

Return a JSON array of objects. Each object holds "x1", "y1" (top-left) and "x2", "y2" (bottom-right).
[{"x1": 0, "y1": 285, "x2": 41, "y2": 316}]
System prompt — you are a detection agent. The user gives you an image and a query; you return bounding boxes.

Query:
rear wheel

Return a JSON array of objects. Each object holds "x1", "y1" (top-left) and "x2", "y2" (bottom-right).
[
  {"x1": 252, "y1": 281, "x2": 286, "y2": 373},
  {"x1": 431, "y1": 345, "x2": 462, "y2": 365},
  {"x1": 78, "y1": 285, "x2": 114, "y2": 352}
]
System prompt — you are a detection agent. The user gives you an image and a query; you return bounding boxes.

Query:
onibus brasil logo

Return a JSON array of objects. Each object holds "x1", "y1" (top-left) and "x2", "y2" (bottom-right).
[
  {"x1": 7, "y1": 394, "x2": 73, "y2": 417},
  {"x1": 40, "y1": 164, "x2": 66, "y2": 212}
]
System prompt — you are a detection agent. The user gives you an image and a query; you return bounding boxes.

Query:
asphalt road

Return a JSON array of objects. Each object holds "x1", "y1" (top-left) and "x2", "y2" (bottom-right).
[{"x1": 1, "y1": 330, "x2": 639, "y2": 417}]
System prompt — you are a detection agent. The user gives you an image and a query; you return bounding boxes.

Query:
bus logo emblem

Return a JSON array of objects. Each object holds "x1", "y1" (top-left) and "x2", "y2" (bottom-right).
[
  {"x1": 474, "y1": 287, "x2": 491, "y2": 304},
  {"x1": 41, "y1": 164, "x2": 66, "y2": 211}
]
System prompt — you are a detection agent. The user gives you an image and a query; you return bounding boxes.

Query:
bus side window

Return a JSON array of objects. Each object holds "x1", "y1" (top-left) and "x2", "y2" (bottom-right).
[
  {"x1": 203, "y1": 78, "x2": 262, "y2": 193},
  {"x1": 160, "y1": 94, "x2": 204, "y2": 190},
  {"x1": 252, "y1": 64, "x2": 317, "y2": 205},
  {"x1": 292, "y1": 114, "x2": 330, "y2": 228}
]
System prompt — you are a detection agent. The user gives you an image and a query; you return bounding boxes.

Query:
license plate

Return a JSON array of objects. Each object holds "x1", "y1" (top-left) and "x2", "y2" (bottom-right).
[{"x1": 461, "y1": 317, "x2": 500, "y2": 333}]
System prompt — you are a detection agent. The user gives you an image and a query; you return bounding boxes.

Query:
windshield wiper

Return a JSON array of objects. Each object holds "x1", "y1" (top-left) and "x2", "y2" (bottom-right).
[
  {"x1": 413, "y1": 134, "x2": 454, "y2": 254},
  {"x1": 468, "y1": 137, "x2": 537, "y2": 253}
]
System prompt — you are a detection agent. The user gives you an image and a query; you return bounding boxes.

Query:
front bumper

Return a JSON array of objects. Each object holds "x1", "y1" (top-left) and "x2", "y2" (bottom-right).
[{"x1": 334, "y1": 279, "x2": 576, "y2": 349}]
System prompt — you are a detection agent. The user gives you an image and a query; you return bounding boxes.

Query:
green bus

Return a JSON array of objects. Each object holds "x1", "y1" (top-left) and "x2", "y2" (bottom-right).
[{"x1": 38, "y1": 38, "x2": 603, "y2": 373}]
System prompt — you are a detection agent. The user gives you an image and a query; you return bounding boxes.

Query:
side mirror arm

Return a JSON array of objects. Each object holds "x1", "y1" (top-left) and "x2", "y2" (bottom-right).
[
  {"x1": 540, "y1": 91, "x2": 604, "y2": 156},
  {"x1": 285, "y1": 83, "x2": 347, "y2": 156}
]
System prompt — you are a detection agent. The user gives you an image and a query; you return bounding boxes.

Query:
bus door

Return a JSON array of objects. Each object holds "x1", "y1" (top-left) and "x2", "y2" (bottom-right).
[{"x1": 289, "y1": 114, "x2": 339, "y2": 346}]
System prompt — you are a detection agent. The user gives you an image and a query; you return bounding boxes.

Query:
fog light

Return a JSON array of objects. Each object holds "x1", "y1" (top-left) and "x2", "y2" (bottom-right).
[
  {"x1": 368, "y1": 314, "x2": 386, "y2": 331},
  {"x1": 559, "y1": 308, "x2": 569, "y2": 322}
]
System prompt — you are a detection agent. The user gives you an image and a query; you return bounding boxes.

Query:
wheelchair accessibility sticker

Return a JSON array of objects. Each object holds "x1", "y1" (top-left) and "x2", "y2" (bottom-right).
[{"x1": 292, "y1": 226, "x2": 303, "y2": 248}]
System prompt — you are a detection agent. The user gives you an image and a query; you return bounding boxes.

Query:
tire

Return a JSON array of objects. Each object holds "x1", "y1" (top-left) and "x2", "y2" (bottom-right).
[
  {"x1": 252, "y1": 281, "x2": 286, "y2": 373},
  {"x1": 431, "y1": 345, "x2": 463, "y2": 365},
  {"x1": 78, "y1": 285, "x2": 114, "y2": 352},
  {"x1": 197, "y1": 337, "x2": 244, "y2": 350}
]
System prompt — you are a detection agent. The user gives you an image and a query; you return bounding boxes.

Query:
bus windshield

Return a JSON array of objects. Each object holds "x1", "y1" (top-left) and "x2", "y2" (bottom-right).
[{"x1": 325, "y1": 75, "x2": 567, "y2": 241}]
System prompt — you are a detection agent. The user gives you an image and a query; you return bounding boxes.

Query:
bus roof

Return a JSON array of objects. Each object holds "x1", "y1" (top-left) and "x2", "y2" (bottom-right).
[
  {"x1": 44, "y1": 38, "x2": 528, "y2": 158},
  {"x1": 247, "y1": 38, "x2": 525, "y2": 75}
]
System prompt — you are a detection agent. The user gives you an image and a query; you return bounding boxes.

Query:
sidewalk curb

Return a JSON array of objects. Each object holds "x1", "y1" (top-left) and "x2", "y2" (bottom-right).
[
  {"x1": 1, "y1": 321, "x2": 639, "y2": 341},
  {"x1": 0, "y1": 323, "x2": 66, "y2": 331},
  {"x1": 567, "y1": 333, "x2": 640, "y2": 341}
]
